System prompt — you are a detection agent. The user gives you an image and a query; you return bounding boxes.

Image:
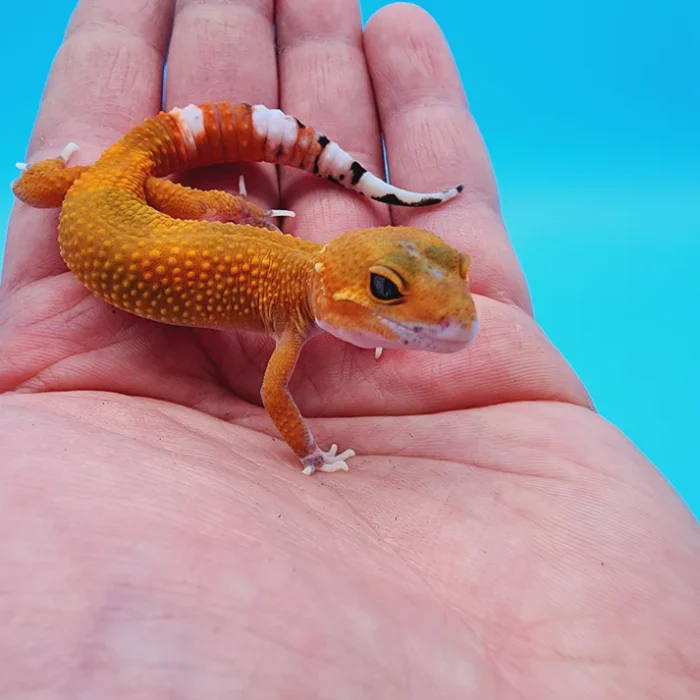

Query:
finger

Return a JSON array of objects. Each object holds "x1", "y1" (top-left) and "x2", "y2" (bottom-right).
[
  {"x1": 275, "y1": 0, "x2": 389, "y2": 241},
  {"x1": 4, "y1": 0, "x2": 174, "y2": 290},
  {"x1": 165, "y1": 0, "x2": 278, "y2": 213},
  {"x1": 364, "y1": 3, "x2": 531, "y2": 312}
]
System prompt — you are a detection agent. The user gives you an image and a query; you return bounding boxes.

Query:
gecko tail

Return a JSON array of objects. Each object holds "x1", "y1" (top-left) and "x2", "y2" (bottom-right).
[{"x1": 166, "y1": 103, "x2": 464, "y2": 209}]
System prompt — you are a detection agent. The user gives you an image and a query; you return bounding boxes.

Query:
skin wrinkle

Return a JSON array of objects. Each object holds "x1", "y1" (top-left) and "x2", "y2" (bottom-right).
[
  {"x1": 400, "y1": 107, "x2": 499, "y2": 211},
  {"x1": 64, "y1": 0, "x2": 174, "y2": 52},
  {"x1": 63, "y1": 24, "x2": 170, "y2": 64},
  {"x1": 328, "y1": 483, "x2": 488, "y2": 655},
  {"x1": 27, "y1": 39, "x2": 161, "y2": 157},
  {"x1": 173, "y1": 0, "x2": 272, "y2": 23},
  {"x1": 13, "y1": 330, "x2": 222, "y2": 404},
  {"x1": 3, "y1": 395, "x2": 505, "y2": 594},
  {"x1": 173, "y1": 2, "x2": 272, "y2": 39},
  {"x1": 2, "y1": 394, "x2": 262, "y2": 492},
  {"x1": 277, "y1": 33, "x2": 365, "y2": 58}
]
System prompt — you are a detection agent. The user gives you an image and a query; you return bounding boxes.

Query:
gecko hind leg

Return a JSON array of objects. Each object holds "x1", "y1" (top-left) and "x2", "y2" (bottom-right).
[{"x1": 144, "y1": 176, "x2": 295, "y2": 230}]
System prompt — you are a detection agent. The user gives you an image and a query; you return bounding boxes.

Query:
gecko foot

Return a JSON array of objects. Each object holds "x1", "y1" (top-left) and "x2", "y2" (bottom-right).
[{"x1": 301, "y1": 444, "x2": 356, "y2": 475}]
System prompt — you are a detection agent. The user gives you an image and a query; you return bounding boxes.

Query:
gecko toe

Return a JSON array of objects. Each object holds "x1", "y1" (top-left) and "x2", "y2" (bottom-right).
[{"x1": 301, "y1": 444, "x2": 356, "y2": 475}]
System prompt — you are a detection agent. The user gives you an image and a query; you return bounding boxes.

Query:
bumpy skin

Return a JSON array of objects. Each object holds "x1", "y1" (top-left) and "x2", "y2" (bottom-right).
[{"x1": 12, "y1": 101, "x2": 478, "y2": 474}]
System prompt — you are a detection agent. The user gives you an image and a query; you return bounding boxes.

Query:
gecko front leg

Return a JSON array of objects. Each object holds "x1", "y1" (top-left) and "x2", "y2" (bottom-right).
[{"x1": 261, "y1": 327, "x2": 355, "y2": 475}]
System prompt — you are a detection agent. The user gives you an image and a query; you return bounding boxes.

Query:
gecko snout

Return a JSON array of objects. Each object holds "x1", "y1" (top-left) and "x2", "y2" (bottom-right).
[{"x1": 426, "y1": 313, "x2": 480, "y2": 349}]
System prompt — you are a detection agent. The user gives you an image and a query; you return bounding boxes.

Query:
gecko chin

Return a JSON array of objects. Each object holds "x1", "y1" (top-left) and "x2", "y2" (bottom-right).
[{"x1": 316, "y1": 315, "x2": 479, "y2": 354}]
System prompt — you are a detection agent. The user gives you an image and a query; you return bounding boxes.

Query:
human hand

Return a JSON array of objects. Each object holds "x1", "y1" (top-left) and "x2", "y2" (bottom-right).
[{"x1": 1, "y1": 0, "x2": 698, "y2": 696}]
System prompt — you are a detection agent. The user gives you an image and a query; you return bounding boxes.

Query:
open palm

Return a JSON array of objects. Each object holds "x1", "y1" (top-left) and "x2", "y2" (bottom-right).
[{"x1": 1, "y1": 0, "x2": 698, "y2": 697}]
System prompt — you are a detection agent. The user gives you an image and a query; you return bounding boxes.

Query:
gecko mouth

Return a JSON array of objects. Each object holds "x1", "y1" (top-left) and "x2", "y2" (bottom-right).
[
  {"x1": 377, "y1": 315, "x2": 480, "y2": 353},
  {"x1": 315, "y1": 313, "x2": 479, "y2": 354}
]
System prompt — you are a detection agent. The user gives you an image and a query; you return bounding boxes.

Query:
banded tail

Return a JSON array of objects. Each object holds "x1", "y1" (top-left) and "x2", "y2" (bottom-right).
[{"x1": 164, "y1": 102, "x2": 463, "y2": 207}]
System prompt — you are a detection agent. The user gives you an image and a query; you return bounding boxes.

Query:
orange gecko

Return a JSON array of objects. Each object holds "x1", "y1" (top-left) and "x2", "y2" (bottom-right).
[{"x1": 12, "y1": 101, "x2": 479, "y2": 475}]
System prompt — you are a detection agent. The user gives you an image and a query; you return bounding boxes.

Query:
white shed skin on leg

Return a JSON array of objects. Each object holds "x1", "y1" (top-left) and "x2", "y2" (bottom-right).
[{"x1": 16, "y1": 141, "x2": 80, "y2": 171}]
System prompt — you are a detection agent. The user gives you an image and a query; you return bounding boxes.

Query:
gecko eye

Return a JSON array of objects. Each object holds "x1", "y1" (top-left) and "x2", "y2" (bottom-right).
[{"x1": 370, "y1": 272, "x2": 403, "y2": 302}]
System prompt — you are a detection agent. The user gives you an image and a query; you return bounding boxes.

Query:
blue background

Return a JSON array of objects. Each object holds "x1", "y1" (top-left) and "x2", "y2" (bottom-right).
[{"x1": 2, "y1": 1, "x2": 698, "y2": 517}]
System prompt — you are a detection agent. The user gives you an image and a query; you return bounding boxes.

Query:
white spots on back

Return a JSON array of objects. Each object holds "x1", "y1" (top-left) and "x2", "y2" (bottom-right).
[
  {"x1": 169, "y1": 104, "x2": 205, "y2": 158},
  {"x1": 251, "y1": 104, "x2": 300, "y2": 158},
  {"x1": 317, "y1": 141, "x2": 353, "y2": 180}
]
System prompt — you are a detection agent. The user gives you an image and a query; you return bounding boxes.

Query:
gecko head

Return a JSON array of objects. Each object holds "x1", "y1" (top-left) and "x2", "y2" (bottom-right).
[{"x1": 310, "y1": 226, "x2": 479, "y2": 353}]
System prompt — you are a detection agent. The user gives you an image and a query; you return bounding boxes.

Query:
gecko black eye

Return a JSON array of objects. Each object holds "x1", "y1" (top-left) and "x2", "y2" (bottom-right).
[{"x1": 370, "y1": 273, "x2": 403, "y2": 301}]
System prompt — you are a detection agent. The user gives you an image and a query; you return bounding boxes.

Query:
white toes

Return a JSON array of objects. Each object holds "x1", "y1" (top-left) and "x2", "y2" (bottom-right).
[
  {"x1": 15, "y1": 162, "x2": 28, "y2": 171},
  {"x1": 59, "y1": 142, "x2": 79, "y2": 163},
  {"x1": 319, "y1": 459, "x2": 351, "y2": 473},
  {"x1": 266, "y1": 209, "x2": 296, "y2": 218},
  {"x1": 238, "y1": 175, "x2": 247, "y2": 198},
  {"x1": 374, "y1": 347, "x2": 383, "y2": 359},
  {"x1": 323, "y1": 444, "x2": 339, "y2": 458},
  {"x1": 318, "y1": 444, "x2": 355, "y2": 472},
  {"x1": 321, "y1": 444, "x2": 355, "y2": 464},
  {"x1": 301, "y1": 444, "x2": 356, "y2": 475}
]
